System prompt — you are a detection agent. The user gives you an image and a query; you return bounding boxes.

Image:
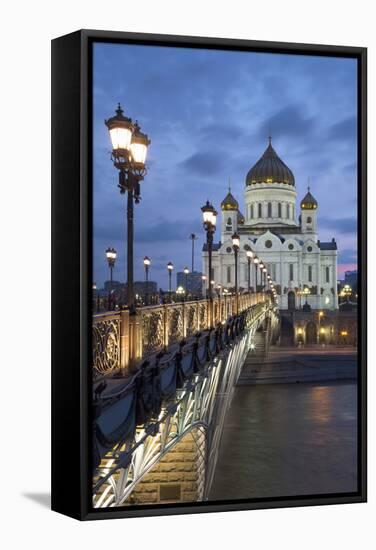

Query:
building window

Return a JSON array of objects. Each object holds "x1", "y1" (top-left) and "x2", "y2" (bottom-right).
[
  {"x1": 267, "y1": 202, "x2": 272, "y2": 218},
  {"x1": 308, "y1": 265, "x2": 313, "y2": 282},
  {"x1": 210, "y1": 268, "x2": 215, "y2": 281},
  {"x1": 292, "y1": 206, "x2": 295, "y2": 220},
  {"x1": 265, "y1": 239, "x2": 273, "y2": 248},
  {"x1": 287, "y1": 204, "x2": 290, "y2": 219},
  {"x1": 250, "y1": 204, "x2": 254, "y2": 219},
  {"x1": 278, "y1": 203, "x2": 282, "y2": 217},
  {"x1": 307, "y1": 216, "x2": 312, "y2": 223},
  {"x1": 244, "y1": 263, "x2": 248, "y2": 280},
  {"x1": 288, "y1": 243, "x2": 294, "y2": 250},
  {"x1": 289, "y1": 263, "x2": 294, "y2": 281},
  {"x1": 326, "y1": 266, "x2": 330, "y2": 283},
  {"x1": 258, "y1": 203, "x2": 262, "y2": 218},
  {"x1": 227, "y1": 266, "x2": 231, "y2": 284}
]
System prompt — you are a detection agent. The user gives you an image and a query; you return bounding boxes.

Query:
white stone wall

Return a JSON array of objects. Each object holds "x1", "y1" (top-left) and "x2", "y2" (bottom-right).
[
  {"x1": 244, "y1": 182, "x2": 297, "y2": 226},
  {"x1": 202, "y1": 230, "x2": 338, "y2": 311}
]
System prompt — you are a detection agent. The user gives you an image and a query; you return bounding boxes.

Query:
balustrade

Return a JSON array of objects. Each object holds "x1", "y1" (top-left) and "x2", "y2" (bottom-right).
[{"x1": 92, "y1": 292, "x2": 271, "y2": 374}]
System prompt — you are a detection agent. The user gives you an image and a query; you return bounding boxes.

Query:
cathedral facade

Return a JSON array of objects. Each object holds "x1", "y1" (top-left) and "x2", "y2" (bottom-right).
[{"x1": 202, "y1": 138, "x2": 339, "y2": 311}]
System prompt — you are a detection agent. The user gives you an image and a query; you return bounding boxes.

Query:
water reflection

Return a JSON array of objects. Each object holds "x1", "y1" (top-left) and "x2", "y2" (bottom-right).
[{"x1": 210, "y1": 381, "x2": 357, "y2": 501}]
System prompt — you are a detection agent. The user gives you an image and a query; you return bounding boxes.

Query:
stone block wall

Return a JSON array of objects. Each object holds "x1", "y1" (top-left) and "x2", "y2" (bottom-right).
[{"x1": 127, "y1": 428, "x2": 206, "y2": 505}]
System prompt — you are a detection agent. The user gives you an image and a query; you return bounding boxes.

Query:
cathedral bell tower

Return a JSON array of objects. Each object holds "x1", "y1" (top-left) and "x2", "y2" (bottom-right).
[
  {"x1": 220, "y1": 185, "x2": 244, "y2": 242},
  {"x1": 300, "y1": 186, "x2": 318, "y2": 236}
]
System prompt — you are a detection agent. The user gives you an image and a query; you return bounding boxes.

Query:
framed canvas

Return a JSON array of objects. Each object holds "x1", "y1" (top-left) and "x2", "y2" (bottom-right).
[{"x1": 51, "y1": 29, "x2": 367, "y2": 520}]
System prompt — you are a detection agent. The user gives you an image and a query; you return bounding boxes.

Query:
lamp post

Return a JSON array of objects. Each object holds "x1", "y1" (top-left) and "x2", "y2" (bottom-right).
[
  {"x1": 189, "y1": 233, "x2": 198, "y2": 272},
  {"x1": 183, "y1": 267, "x2": 189, "y2": 301},
  {"x1": 318, "y1": 310, "x2": 324, "y2": 343},
  {"x1": 254, "y1": 256, "x2": 259, "y2": 292},
  {"x1": 201, "y1": 274, "x2": 207, "y2": 299},
  {"x1": 143, "y1": 256, "x2": 151, "y2": 305},
  {"x1": 223, "y1": 287, "x2": 228, "y2": 317},
  {"x1": 304, "y1": 287, "x2": 310, "y2": 305},
  {"x1": 246, "y1": 250, "x2": 253, "y2": 293},
  {"x1": 232, "y1": 232, "x2": 240, "y2": 314},
  {"x1": 259, "y1": 262, "x2": 264, "y2": 290},
  {"x1": 167, "y1": 262, "x2": 173, "y2": 298},
  {"x1": 262, "y1": 267, "x2": 267, "y2": 289},
  {"x1": 201, "y1": 201, "x2": 217, "y2": 327},
  {"x1": 105, "y1": 104, "x2": 150, "y2": 314},
  {"x1": 105, "y1": 247, "x2": 117, "y2": 309},
  {"x1": 343, "y1": 284, "x2": 352, "y2": 303}
]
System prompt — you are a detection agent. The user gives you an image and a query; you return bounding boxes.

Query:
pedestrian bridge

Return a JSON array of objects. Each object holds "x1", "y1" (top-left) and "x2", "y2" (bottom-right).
[{"x1": 92, "y1": 292, "x2": 279, "y2": 508}]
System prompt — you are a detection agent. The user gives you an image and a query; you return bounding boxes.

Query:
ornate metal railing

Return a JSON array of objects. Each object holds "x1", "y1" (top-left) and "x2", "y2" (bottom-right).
[
  {"x1": 92, "y1": 298, "x2": 277, "y2": 507},
  {"x1": 92, "y1": 292, "x2": 271, "y2": 375}
]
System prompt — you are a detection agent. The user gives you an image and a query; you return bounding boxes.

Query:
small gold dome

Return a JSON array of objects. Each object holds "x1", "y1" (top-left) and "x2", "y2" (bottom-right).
[
  {"x1": 221, "y1": 191, "x2": 238, "y2": 211},
  {"x1": 301, "y1": 188, "x2": 318, "y2": 210}
]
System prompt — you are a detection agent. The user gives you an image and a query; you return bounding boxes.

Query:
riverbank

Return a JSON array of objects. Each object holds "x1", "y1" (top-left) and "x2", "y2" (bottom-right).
[{"x1": 238, "y1": 346, "x2": 357, "y2": 385}]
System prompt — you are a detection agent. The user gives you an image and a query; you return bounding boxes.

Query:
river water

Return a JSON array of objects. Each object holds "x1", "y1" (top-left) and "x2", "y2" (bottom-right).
[{"x1": 209, "y1": 381, "x2": 357, "y2": 500}]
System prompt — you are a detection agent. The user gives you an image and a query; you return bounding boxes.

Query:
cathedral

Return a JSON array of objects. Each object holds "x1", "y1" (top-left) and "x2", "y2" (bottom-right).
[{"x1": 202, "y1": 138, "x2": 339, "y2": 311}]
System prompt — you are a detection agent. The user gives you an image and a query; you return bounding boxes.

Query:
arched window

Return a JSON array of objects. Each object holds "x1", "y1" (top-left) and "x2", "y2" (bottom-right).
[
  {"x1": 227, "y1": 217, "x2": 232, "y2": 226},
  {"x1": 267, "y1": 202, "x2": 272, "y2": 218},
  {"x1": 278, "y1": 203, "x2": 282, "y2": 217},
  {"x1": 307, "y1": 216, "x2": 312, "y2": 223},
  {"x1": 326, "y1": 266, "x2": 330, "y2": 283},
  {"x1": 250, "y1": 204, "x2": 254, "y2": 219},
  {"x1": 287, "y1": 204, "x2": 290, "y2": 219},
  {"x1": 258, "y1": 203, "x2": 262, "y2": 218},
  {"x1": 227, "y1": 266, "x2": 231, "y2": 283},
  {"x1": 308, "y1": 265, "x2": 313, "y2": 282}
]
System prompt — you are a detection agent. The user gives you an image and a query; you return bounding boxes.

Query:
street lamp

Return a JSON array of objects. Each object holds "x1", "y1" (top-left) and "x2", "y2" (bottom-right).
[
  {"x1": 342, "y1": 284, "x2": 352, "y2": 302},
  {"x1": 183, "y1": 266, "x2": 189, "y2": 300},
  {"x1": 189, "y1": 233, "x2": 198, "y2": 272},
  {"x1": 232, "y1": 232, "x2": 240, "y2": 314},
  {"x1": 246, "y1": 250, "x2": 253, "y2": 293},
  {"x1": 201, "y1": 274, "x2": 207, "y2": 299},
  {"x1": 262, "y1": 267, "x2": 267, "y2": 289},
  {"x1": 223, "y1": 287, "x2": 229, "y2": 315},
  {"x1": 303, "y1": 286, "x2": 310, "y2": 306},
  {"x1": 105, "y1": 104, "x2": 150, "y2": 315},
  {"x1": 105, "y1": 247, "x2": 117, "y2": 309},
  {"x1": 167, "y1": 262, "x2": 173, "y2": 296},
  {"x1": 143, "y1": 256, "x2": 151, "y2": 305},
  {"x1": 201, "y1": 200, "x2": 217, "y2": 327},
  {"x1": 253, "y1": 256, "x2": 259, "y2": 291}
]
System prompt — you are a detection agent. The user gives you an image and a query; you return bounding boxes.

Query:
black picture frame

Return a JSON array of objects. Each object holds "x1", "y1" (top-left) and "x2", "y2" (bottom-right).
[{"x1": 51, "y1": 29, "x2": 367, "y2": 521}]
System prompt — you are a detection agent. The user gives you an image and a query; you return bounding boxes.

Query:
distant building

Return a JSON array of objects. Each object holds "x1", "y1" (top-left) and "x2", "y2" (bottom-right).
[
  {"x1": 133, "y1": 281, "x2": 158, "y2": 295},
  {"x1": 344, "y1": 270, "x2": 357, "y2": 289},
  {"x1": 103, "y1": 280, "x2": 123, "y2": 292},
  {"x1": 176, "y1": 271, "x2": 203, "y2": 295}
]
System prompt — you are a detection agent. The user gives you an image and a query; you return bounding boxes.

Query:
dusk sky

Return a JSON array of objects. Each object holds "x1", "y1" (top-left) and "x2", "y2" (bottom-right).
[{"x1": 93, "y1": 42, "x2": 357, "y2": 290}]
